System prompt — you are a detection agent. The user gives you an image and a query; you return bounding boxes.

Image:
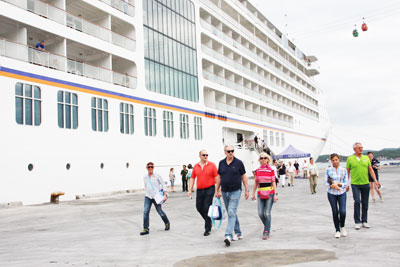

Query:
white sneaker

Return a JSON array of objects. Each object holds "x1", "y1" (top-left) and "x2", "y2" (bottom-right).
[
  {"x1": 340, "y1": 227, "x2": 347, "y2": 237},
  {"x1": 335, "y1": 231, "x2": 341, "y2": 238},
  {"x1": 232, "y1": 234, "x2": 243, "y2": 241},
  {"x1": 380, "y1": 197, "x2": 384, "y2": 203},
  {"x1": 362, "y1": 222, "x2": 370, "y2": 228},
  {"x1": 355, "y1": 224, "x2": 362, "y2": 230}
]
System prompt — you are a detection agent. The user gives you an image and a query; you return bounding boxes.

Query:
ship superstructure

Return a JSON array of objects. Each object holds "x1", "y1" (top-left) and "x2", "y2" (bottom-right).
[{"x1": 0, "y1": 0, "x2": 329, "y2": 204}]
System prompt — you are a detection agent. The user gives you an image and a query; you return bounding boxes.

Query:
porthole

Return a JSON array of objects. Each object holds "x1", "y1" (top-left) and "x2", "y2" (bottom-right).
[
  {"x1": 126, "y1": 162, "x2": 130, "y2": 168},
  {"x1": 100, "y1": 163, "x2": 104, "y2": 169},
  {"x1": 66, "y1": 163, "x2": 71, "y2": 170},
  {"x1": 28, "y1": 164, "x2": 34, "y2": 171}
]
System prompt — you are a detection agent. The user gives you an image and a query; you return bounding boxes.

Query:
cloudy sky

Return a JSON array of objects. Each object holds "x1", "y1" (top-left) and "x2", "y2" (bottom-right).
[{"x1": 250, "y1": 0, "x2": 400, "y2": 155}]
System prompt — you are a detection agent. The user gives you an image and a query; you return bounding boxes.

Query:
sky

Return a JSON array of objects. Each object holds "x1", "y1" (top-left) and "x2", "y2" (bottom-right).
[{"x1": 250, "y1": 0, "x2": 400, "y2": 155}]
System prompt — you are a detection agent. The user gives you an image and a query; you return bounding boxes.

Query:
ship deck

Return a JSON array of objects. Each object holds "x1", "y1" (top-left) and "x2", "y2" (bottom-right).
[{"x1": 1, "y1": 167, "x2": 399, "y2": 266}]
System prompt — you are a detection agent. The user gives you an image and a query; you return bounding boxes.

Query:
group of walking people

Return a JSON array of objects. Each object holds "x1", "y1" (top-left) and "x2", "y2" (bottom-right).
[
  {"x1": 139, "y1": 141, "x2": 383, "y2": 243},
  {"x1": 140, "y1": 145, "x2": 279, "y2": 245},
  {"x1": 326, "y1": 142, "x2": 382, "y2": 238}
]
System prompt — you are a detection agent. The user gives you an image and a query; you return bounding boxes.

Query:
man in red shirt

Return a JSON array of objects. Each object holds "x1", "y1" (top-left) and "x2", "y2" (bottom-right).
[{"x1": 188, "y1": 149, "x2": 220, "y2": 236}]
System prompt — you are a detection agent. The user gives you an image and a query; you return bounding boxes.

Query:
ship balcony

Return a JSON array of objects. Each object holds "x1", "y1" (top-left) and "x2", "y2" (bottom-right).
[
  {"x1": 98, "y1": 0, "x2": 135, "y2": 17},
  {"x1": 200, "y1": 17, "x2": 316, "y2": 89},
  {"x1": 202, "y1": 69, "x2": 318, "y2": 120},
  {"x1": 3, "y1": 0, "x2": 136, "y2": 52},
  {"x1": 0, "y1": 37, "x2": 137, "y2": 89}
]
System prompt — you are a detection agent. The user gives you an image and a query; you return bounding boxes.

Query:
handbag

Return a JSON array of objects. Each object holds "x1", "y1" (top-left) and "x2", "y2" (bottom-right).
[
  {"x1": 147, "y1": 175, "x2": 165, "y2": 205},
  {"x1": 259, "y1": 190, "x2": 271, "y2": 200},
  {"x1": 208, "y1": 198, "x2": 225, "y2": 229}
]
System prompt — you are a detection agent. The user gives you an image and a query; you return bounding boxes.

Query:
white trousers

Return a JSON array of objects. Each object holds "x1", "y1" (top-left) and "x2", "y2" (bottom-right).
[{"x1": 280, "y1": 174, "x2": 286, "y2": 186}]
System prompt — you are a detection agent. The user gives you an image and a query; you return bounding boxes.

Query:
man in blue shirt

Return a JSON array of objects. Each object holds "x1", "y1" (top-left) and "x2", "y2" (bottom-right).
[
  {"x1": 216, "y1": 145, "x2": 249, "y2": 246},
  {"x1": 35, "y1": 40, "x2": 45, "y2": 51}
]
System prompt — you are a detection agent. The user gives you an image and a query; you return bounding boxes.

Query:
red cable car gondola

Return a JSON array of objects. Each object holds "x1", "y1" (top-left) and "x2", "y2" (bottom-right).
[{"x1": 362, "y1": 17, "x2": 368, "y2": 31}]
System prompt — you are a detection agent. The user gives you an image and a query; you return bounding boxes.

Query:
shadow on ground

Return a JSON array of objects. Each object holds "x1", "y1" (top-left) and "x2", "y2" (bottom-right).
[{"x1": 174, "y1": 249, "x2": 336, "y2": 266}]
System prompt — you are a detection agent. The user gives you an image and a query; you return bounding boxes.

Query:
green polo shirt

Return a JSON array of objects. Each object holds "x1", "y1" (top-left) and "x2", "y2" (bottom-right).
[{"x1": 346, "y1": 155, "x2": 371, "y2": 185}]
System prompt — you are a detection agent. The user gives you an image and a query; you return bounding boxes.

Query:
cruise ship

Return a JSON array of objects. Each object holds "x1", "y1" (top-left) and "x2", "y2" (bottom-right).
[{"x1": 0, "y1": 0, "x2": 329, "y2": 205}]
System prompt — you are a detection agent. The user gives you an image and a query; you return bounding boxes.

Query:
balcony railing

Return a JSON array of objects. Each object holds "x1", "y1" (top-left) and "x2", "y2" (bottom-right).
[
  {"x1": 200, "y1": 18, "x2": 315, "y2": 91},
  {"x1": 98, "y1": 0, "x2": 135, "y2": 17},
  {"x1": 0, "y1": 38, "x2": 137, "y2": 89},
  {"x1": 3, "y1": 0, "x2": 135, "y2": 51}
]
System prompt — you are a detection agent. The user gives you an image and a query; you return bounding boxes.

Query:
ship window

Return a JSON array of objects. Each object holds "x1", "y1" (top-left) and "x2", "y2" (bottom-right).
[
  {"x1": 180, "y1": 114, "x2": 189, "y2": 139},
  {"x1": 194, "y1": 116, "x2": 202, "y2": 140},
  {"x1": 91, "y1": 97, "x2": 109, "y2": 132},
  {"x1": 120, "y1": 103, "x2": 134, "y2": 135},
  {"x1": 270, "y1": 131, "x2": 274, "y2": 146},
  {"x1": 143, "y1": 0, "x2": 199, "y2": 102},
  {"x1": 163, "y1": 111, "x2": 174, "y2": 138},
  {"x1": 15, "y1": 82, "x2": 41, "y2": 126},
  {"x1": 57, "y1": 91, "x2": 78, "y2": 129},
  {"x1": 281, "y1": 133, "x2": 285, "y2": 147},
  {"x1": 144, "y1": 107, "x2": 157, "y2": 136},
  {"x1": 275, "y1": 132, "x2": 280, "y2": 147}
]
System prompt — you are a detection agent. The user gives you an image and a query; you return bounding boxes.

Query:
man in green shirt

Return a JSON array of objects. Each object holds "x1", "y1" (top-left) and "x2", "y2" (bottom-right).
[{"x1": 346, "y1": 142, "x2": 379, "y2": 230}]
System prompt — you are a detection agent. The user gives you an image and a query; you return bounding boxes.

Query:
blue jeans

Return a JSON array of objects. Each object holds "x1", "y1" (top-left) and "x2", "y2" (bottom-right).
[
  {"x1": 222, "y1": 189, "x2": 242, "y2": 239},
  {"x1": 257, "y1": 194, "x2": 274, "y2": 232},
  {"x1": 143, "y1": 197, "x2": 169, "y2": 230},
  {"x1": 351, "y1": 184, "x2": 370, "y2": 224},
  {"x1": 327, "y1": 192, "x2": 347, "y2": 232}
]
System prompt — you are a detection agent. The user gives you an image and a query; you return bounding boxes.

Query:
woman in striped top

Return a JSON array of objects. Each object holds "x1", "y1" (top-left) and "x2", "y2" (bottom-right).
[
  {"x1": 251, "y1": 152, "x2": 277, "y2": 240},
  {"x1": 326, "y1": 153, "x2": 348, "y2": 238}
]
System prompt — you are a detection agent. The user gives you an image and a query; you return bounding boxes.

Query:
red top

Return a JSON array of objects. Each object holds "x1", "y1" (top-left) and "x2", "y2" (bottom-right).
[
  {"x1": 191, "y1": 161, "x2": 218, "y2": 189},
  {"x1": 255, "y1": 165, "x2": 276, "y2": 184}
]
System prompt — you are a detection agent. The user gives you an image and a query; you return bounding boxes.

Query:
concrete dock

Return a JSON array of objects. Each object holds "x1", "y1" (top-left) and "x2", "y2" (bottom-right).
[{"x1": 0, "y1": 167, "x2": 399, "y2": 267}]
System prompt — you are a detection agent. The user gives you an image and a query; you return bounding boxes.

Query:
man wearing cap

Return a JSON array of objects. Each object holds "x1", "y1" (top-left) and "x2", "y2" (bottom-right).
[{"x1": 188, "y1": 150, "x2": 219, "y2": 236}]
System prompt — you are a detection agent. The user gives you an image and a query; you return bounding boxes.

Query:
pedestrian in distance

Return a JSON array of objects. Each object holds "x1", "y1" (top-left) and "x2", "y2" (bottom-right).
[
  {"x1": 294, "y1": 160, "x2": 300, "y2": 178},
  {"x1": 308, "y1": 157, "x2": 319, "y2": 194},
  {"x1": 287, "y1": 161, "x2": 295, "y2": 187},
  {"x1": 252, "y1": 153, "x2": 278, "y2": 240},
  {"x1": 326, "y1": 153, "x2": 348, "y2": 238},
  {"x1": 271, "y1": 159, "x2": 279, "y2": 185},
  {"x1": 181, "y1": 165, "x2": 188, "y2": 192},
  {"x1": 187, "y1": 164, "x2": 195, "y2": 192},
  {"x1": 347, "y1": 142, "x2": 380, "y2": 230},
  {"x1": 277, "y1": 161, "x2": 287, "y2": 187},
  {"x1": 188, "y1": 150, "x2": 219, "y2": 236},
  {"x1": 140, "y1": 162, "x2": 170, "y2": 235},
  {"x1": 302, "y1": 159, "x2": 308, "y2": 179},
  {"x1": 215, "y1": 145, "x2": 250, "y2": 247},
  {"x1": 367, "y1": 152, "x2": 383, "y2": 202},
  {"x1": 169, "y1": 168, "x2": 176, "y2": 192}
]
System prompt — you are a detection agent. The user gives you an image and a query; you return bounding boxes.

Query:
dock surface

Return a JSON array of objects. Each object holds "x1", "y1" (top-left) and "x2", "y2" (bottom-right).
[{"x1": 1, "y1": 167, "x2": 399, "y2": 266}]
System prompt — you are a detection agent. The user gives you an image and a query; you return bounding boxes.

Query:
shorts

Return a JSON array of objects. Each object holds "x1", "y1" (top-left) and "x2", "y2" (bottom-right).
[
  {"x1": 170, "y1": 179, "x2": 175, "y2": 186},
  {"x1": 368, "y1": 176, "x2": 379, "y2": 183}
]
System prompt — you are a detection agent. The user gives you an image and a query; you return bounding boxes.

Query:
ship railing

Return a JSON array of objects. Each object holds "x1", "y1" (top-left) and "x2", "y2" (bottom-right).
[
  {"x1": 200, "y1": 18, "x2": 315, "y2": 92},
  {"x1": 113, "y1": 72, "x2": 137, "y2": 88},
  {"x1": 98, "y1": 0, "x2": 135, "y2": 17},
  {"x1": 28, "y1": 47, "x2": 66, "y2": 71},
  {"x1": 201, "y1": 41, "x2": 317, "y2": 109},
  {"x1": 0, "y1": 38, "x2": 137, "y2": 89},
  {"x1": 3, "y1": 0, "x2": 135, "y2": 51}
]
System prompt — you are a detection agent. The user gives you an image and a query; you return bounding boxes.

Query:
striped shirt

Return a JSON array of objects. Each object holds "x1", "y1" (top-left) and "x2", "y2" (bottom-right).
[
  {"x1": 255, "y1": 165, "x2": 275, "y2": 184},
  {"x1": 325, "y1": 166, "x2": 348, "y2": 195}
]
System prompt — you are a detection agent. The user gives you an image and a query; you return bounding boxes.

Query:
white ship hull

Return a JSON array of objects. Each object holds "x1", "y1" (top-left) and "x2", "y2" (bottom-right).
[{"x1": 0, "y1": 0, "x2": 329, "y2": 205}]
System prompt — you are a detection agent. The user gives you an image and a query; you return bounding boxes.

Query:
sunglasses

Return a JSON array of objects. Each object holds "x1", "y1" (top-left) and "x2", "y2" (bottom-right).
[
  {"x1": 147, "y1": 166, "x2": 154, "y2": 169},
  {"x1": 260, "y1": 157, "x2": 268, "y2": 160},
  {"x1": 225, "y1": 150, "x2": 234, "y2": 153},
  {"x1": 202, "y1": 154, "x2": 208, "y2": 157}
]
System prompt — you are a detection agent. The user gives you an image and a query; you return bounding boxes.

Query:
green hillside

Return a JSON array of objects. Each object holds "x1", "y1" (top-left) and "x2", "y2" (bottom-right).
[{"x1": 317, "y1": 147, "x2": 400, "y2": 162}]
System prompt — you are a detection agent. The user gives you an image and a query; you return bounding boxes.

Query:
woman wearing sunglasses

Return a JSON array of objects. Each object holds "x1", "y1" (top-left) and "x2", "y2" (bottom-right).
[{"x1": 251, "y1": 153, "x2": 278, "y2": 240}]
